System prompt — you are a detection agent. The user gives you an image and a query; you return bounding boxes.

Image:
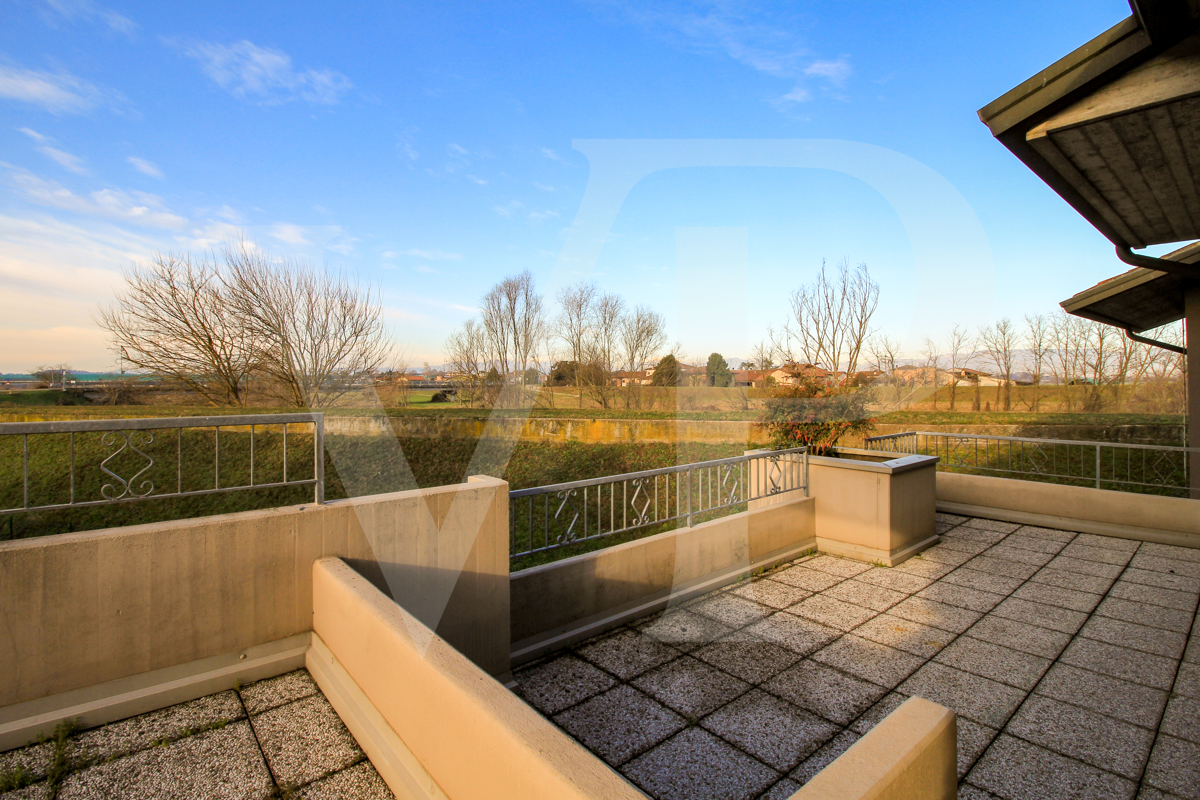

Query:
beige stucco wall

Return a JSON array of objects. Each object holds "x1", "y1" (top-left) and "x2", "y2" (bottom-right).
[
  {"x1": 937, "y1": 472, "x2": 1200, "y2": 547},
  {"x1": 0, "y1": 477, "x2": 510, "y2": 710},
  {"x1": 791, "y1": 696, "x2": 956, "y2": 800},
  {"x1": 510, "y1": 495, "x2": 816, "y2": 662},
  {"x1": 311, "y1": 557, "x2": 648, "y2": 800},
  {"x1": 805, "y1": 453, "x2": 938, "y2": 566}
]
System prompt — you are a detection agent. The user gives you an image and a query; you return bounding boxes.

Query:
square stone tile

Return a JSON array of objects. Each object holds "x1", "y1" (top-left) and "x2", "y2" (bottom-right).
[
  {"x1": 1007, "y1": 695, "x2": 1155, "y2": 779},
  {"x1": 854, "y1": 567, "x2": 934, "y2": 593},
  {"x1": 769, "y1": 566, "x2": 842, "y2": 592},
  {"x1": 823, "y1": 579, "x2": 907, "y2": 612},
  {"x1": 240, "y1": 669, "x2": 318, "y2": 715},
  {"x1": 1175, "y1": 663, "x2": 1200, "y2": 698},
  {"x1": 804, "y1": 555, "x2": 873, "y2": 578},
  {"x1": 961, "y1": 518, "x2": 1020, "y2": 534},
  {"x1": 966, "y1": 734, "x2": 1136, "y2": 800},
  {"x1": 1143, "y1": 735, "x2": 1200, "y2": 798},
  {"x1": 944, "y1": 527, "x2": 1008, "y2": 546},
  {"x1": 1060, "y1": 542, "x2": 1134, "y2": 566},
  {"x1": 936, "y1": 512, "x2": 969, "y2": 525},
  {"x1": 1010, "y1": 582, "x2": 1102, "y2": 612},
  {"x1": 296, "y1": 761, "x2": 393, "y2": 800},
  {"x1": 959, "y1": 784, "x2": 1002, "y2": 800},
  {"x1": 789, "y1": 729, "x2": 859, "y2": 784},
  {"x1": 936, "y1": 520, "x2": 958, "y2": 535},
  {"x1": 915, "y1": 581, "x2": 1006, "y2": 613},
  {"x1": 743, "y1": 613, "x2": 840, "y2": 656},
  {"x1": 632, "y1": 656, "x2": 751, "y2": 719},
  {"x1": 692, "y1": 635, "x2": 804, "y2": 685},
  {"x1": 252, "y1": 694, "x2": 363, "y2": 787},
  {"x1": 1129, "y1": 554, "x2": 1200, "y2": 579},
  {"x1": 991, "y1": 597, "x2": 1088, "y2": 634},
  {"x1": 73, "y1": 691, "x2": 245, "y2": 763},
  {"x1": 888, "y1": 597, "x2": 982, "y2": 634},
  {"x1": 1002, "y1": 534, "x2": 1068, "y2": 555},
  {"x1": 964, "y1": 615, "x2": 1072, "y2": 659},
  {"x1": 811, "y1": 635, "x2": 925, "y2": 689},
  {"x1": 729, "y1": 579, "x2": 811, "y2": 610},
  {"x1": 898, "y1": 662, "x2": 1026, "y2": 728},
  {"x1": 986, "y1": 544, "x2": 1055, "y2": 567},
  {"x1": 963, "y1": 555, "x2": 1039, "y2": 581},
  {"x1": 1060, "y1": 637, "x2": 1178, "y2": 690},
  {"x1": 1095, "y1": 597, "x2": 1193, "y2": 633},
  {"x1": 849, "y1": 691, "x2": 908, "y2": 734},
  {"x1": 575, "y1": 627, "x2": 681, "y2": 680},
  {"x1": 0, "y1": 782, "x2": 48, "y2": 799},
  {"x1": 942, "y1": 567, "x2": 1025, "y2": 595},
  {"x1": 691, "y1": 593, "x2": 773, "y2": 629},
  {"x1": 915, "y1": 546, "x2": 974, "y2": 567},
  {"x1": 1109, "y1": 581, "x2": 1198, "y2": 613},
  {"x1": 785, "y1": 595, "x2": 877, "y2": 632},
  {"x1": 892, "y1": 556, "x2": 955, "y2": 580},
  {"x1": 934, "y1": 637, "x2": 1051, "y2": 690},
  {"x1": 1036, "y1": 663, "x2": 1167, "y2": 728},
  {"x1": 1188, "y1": 635, "x2": 1200, "y2": 664},
  {"x1": 1138, "y1": 542, "x2": 1200, "y2": 563},
  {"x1": 701, "y1": 690, "x2": 840, "y2": 771},
  {"x1": 1080, "y1": 615, "x2": 1187, "y2": 659},
  {"x1": 636, "y1": 609, "x2": 735, "y2": 651},
  {"x1": 760, "y1": 778, "x2": 803, "y2": 800},
  {"x1": 620, "y1": 727, "x2": 779, "y2": 800},
  {"x1": 1073, "y1": 533, "x2": 1140, "y2": 552},
  {"x1": 0, "y1": 741, "x2": 55, "y2": 783},
  {"x1": 1045, "y1": 555, "x2": 1126, "y2": 579},
  {"x1": 853, "y1": 613, "x2": 953, "y2": 658},
  {"x1": 1160, "y1": 695, "x2": 1200, "y2": 744},
  {"x1": 57, "y1": 721, "x2": 272, "y2": 800},
  {"x1": 763, "y1": 660, "x2": 887, "y2": 725},
  {"x1": 935, "y1": 537, "x2": 993, "y2": 555},
  {"x1": 1030, "y1": 567, "x2": 1115, "y2": 595},
  {"x1": 514, "y1": 654, "x2": 616, "y2": 714},
  {"x1": 957, "y1": 717, "x2": 1000, "y2": 778},
  {"x1": 553, "y1": 685, "x2": 685, "y2": 766},
  {"x1": 1014, "y1": 525, "x2": 1076, "y2": 542},
  {"x1": 1121, "y1": 567, "x2": 1200, "y2": 594}
]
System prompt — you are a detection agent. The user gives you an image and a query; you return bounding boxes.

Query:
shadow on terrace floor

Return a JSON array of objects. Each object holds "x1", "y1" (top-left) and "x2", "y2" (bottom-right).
[{"x1": 513, "y1": 514, "x2": 1200, "y2": 800}]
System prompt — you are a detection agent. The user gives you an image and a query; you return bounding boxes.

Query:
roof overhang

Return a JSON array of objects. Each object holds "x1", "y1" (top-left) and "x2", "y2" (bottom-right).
[
  {"x1": 980, "y1": 1, "x2": 1200, "y2": 249},
  {"x1": 1060, "y1": 240, "x2": 1200, "y2": 331}
]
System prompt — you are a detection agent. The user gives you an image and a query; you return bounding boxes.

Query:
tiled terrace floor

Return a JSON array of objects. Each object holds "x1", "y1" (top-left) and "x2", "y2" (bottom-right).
[
  {"x1": 0, "y1": 669, "x2": 394, "y2": 800},
  {"x1": 513, "y1": 515, "x2": 1200, "y2": 800}
]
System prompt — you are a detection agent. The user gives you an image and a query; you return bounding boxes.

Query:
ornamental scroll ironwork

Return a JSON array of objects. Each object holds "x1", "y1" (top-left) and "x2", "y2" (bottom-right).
[{"x1": 99, "y1": 430, "x2": 156, "y2": 500}]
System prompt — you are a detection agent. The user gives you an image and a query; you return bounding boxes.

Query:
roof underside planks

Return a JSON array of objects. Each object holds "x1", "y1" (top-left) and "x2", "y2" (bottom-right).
[{"x1": 1060, "y1": 241, "x2": 1200, "y2": 331}]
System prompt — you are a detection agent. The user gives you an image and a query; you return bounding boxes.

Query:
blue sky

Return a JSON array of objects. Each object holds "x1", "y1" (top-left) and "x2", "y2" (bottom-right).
[{"x1": 0, "y1": 0, "x2": 1136, "y2": 372}]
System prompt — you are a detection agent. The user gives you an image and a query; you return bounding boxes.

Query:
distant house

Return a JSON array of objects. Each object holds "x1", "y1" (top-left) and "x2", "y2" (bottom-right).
[{"x1": 612, "y1": 370, "x2": 652, "y2": 387}]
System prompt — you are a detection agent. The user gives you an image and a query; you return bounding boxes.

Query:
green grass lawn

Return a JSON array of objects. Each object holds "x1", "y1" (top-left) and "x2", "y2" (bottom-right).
[{"x1": 874, "y1": 410, "x2": 1184, "y2": 427}]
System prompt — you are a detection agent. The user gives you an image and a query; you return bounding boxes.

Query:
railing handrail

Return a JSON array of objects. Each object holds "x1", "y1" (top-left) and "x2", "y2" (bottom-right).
[
  {"x1": 866, "y1": 430, "x2": 1197, "y2": 454},
  {"x1": 509, "y1": 446, "x2": 810, "y2": 498},
  {"x1": 0, "y1": 413, "x2": 323, "y2": 436}
]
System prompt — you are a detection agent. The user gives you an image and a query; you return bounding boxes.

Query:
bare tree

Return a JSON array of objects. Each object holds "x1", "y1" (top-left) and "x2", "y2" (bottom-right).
[
  {"x1": 445, "y1": 318, "x2": 489, "y2": 407},
  {"x1": 945, "y1": 324, "x2": 974, "y2": 412},
  {"x1": 773, "y1": 258, "x2": 879, "y2": 382},
  {"x1": 31, "y1": 364, "x2": 74, "y2": 390},
  {"x1": 1023, "y1": 314, "x2": 1050, "y2": 412},
  {"x1": 867, "y1": 333, "x2": 903, "y2": 402},
  {"x1": 1048, "y1": 310, "x2": 1085, "y2": 410},
  {"x1": 921, "y1": 337, "x2": 942, "y2": 409},
  {"x1": 556, "y1": 281, "x2": 597, "y2": 408},
  {"x1": 480, "y1": 270, "x2": 547, "y2": 399},
  {"x1": 225, "y1": 244, "x2": 391, "y2": 408},
  {"x1": 584, "y1": 292, "x2": 626, "y2": 408},
  {"x1": 978, "y1": 318, "x2": 1018, "y2": 411},
  {"x1": 747, "y1": 339, "x2": 775, "y2": 378},
  {"x1": 619, "y1": 304, "x2": 666, "y2": 408},
  {"x1": 95, "y1": 252, "x2": 255, "y2": 406}
]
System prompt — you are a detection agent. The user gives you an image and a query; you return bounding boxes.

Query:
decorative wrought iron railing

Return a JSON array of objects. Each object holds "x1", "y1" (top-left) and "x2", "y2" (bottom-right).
[
  {"x1": 863, "y1": 431, "x2": 1194, "y2": 495},
  {"x1": 509, "y1": 447, "x2": 808, "y2": 560},
  {"x1": 0, "y1": 413, "x2": 324, "y2": 516}
]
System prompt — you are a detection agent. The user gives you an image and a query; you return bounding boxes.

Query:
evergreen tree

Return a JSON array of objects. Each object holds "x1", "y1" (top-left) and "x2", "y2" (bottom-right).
[{"x1": 706, "y1": 353, "x2": 732, "y2": 387}]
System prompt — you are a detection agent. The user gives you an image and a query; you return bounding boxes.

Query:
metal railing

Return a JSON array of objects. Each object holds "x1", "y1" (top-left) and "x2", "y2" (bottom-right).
[
  {"x1": 509, "y1": 447, "x2": 808, "y2": 560},
  {"x1": 864, "y1": 431, "x2": 1194, "y2": 495},
  {"x1": 1, "y1": 413, "x2": 324, "y2": 515}
]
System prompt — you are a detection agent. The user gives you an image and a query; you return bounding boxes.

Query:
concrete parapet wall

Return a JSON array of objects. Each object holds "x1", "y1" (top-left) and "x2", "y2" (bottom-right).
[
  {"x1": 510, "y1": 495, "x2": 816, "y2": 665},
  {"x1": 937, "y1": 472, "x2": 1200, "y2": 547},
  {"x1": 791, "y1": 696, "x2": 956, "y2": 800},
  {"x1": 310, "y1": 557, "x2": 647, "y2": 800},
  {"x1": 0, "y1": 477, "x2": 510, "y2": 716}
]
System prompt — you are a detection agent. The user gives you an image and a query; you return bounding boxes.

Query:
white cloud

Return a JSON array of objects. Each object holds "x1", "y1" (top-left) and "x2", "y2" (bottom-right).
[
  {"x1": 528, "y1": 209, "x2": 559, "y2": 222},
  {"x1": 541, "y1": 147, "x2": 564, "y2": 162},
  {"x1": 127, "y1": 156, "x2": 163, "y2": 178},
  {"x1": 268, "y1": 222, "x2": 309, "y2": 244},
  {"x1": 397, "y1": 248, "x2": 462, "y2": 261},
  {"x1": 805, "y1": 58, "x2": 851, "y2": 86},
  {"x1": 40, "y1": 0, "x2": 136, "y2": 36},
  {"x1": 534, "y1": 182, "x2": 556, "y2": 192},
  {"x1": 494, "y1": 200, "x2": 524, "y2": 218},
  {"x1": 465, "y1": 174, "x2": 487, "y2": 185},
  {"x1": 17, "y1": 127, "x2": 47, "y2": 142},
  {"x1": 326, "y1": 230, "x2": 358, "y2": 255},
  {"x1": 775, "y1": 86, "x2": 811, "y2": 105},
  {"x1": 447, "y1": 143, "x2": 468, "y2": 156},
  {"x1": 179, "y1": 40, "x2": 353, "y2": 105},
  {"x1": 0, "y1": 65, "x2": 121, "y2": 114},
  {"x1": 5, "y1": 168, "x2": 187, "y2": 228},
  {"x1": 38, "y1": 146, "x2": 88, "y2": 174},
  {"x1": 414, "y1": 264, "x2": 436, "y2": 274}
]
